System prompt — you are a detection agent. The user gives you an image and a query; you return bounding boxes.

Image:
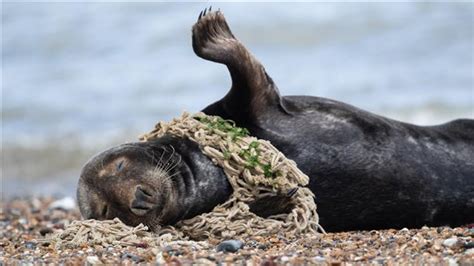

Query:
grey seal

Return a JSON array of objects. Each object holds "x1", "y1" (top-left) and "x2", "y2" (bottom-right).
[{"x1": 78, "y1": 9, "x2": 474, "y2": 232}]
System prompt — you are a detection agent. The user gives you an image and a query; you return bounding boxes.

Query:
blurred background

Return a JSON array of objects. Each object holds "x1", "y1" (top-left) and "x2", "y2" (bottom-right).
[{"x1": 2, "y1": 2, "x2": 473, "y2": 198}]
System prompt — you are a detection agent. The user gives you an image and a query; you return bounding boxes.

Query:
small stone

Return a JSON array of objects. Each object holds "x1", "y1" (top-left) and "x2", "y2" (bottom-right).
[
  {"x1": 443, "y1": 237, "x2": 459, "y2": 248},
  {"x1": 465, "y1": 248, "x2": 474, "y2": 255},
  {"x1": 163, "y1": 246, "x2": 182, "y2": 257},
  {"x1": 464, "y1": 241, "x2": 474, "y2": 249},
  {"x1": 261, "y1": 259, "x2": 277, "y2": 266},
  {"x1": 121, "y1": 252, "x2": 143, "y2": 263},
  {"x1": 135, "y1": 242, "x2": 148, "y2": 248},
  {"x1": 195, "y1": 258, "x2": 214, "y2": 264},
  {"x1": 269, "y1": 237, "x2": 279, "y2": 243},
  {"x1": 216, "y1": 240, "x2": 244, "y2": 253},
  {"x1": 156, "y1": 252, "x2": 166, "y2": 264},
  {"x1": 448, "y1": 258, "x2": 458, "y2": 266},
  {"x1": 314, "y1": 256, "x2": 326, "y2": 262},
  {"x1": 39, "y1": 227, "x2": 53, "y2": 236},
  {"x1": 86, "y1": 256, "x2": 102, "y2": 265},
  {"x1": 49, "y1": 197, "x2": 76, "y2": 210},
  {"x1": 399, "y1": 228, "x2": 409, "y2": 233},
  {"x1": 25, "y1": 241, "x2": 37, "y2": 249}
]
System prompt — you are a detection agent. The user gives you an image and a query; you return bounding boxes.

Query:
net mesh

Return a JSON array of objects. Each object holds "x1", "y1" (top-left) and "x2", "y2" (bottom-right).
[
  {"x1": 51, "y1": 112, "x2": 323, "y2": 248},
  {"x1": 140, "y1": 112, "x2": 323, "y2": 239}
]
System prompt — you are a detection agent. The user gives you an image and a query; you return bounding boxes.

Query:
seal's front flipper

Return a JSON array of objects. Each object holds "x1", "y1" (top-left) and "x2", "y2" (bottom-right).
[
  {"x1": 193, "y1": 8, "x2": 289, "y2": 123},
  {"x1": 248, "y1": 194, "x2": 295, "y2": 218}
]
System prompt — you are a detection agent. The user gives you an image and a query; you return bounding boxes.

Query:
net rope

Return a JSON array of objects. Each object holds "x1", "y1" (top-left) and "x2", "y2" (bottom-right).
[
  {"x1": 140, "y1": 112, "x2": 324, "y2": 239},
  {"x1": 51, "y1": 112, "x2": 323, "y2": 248}
]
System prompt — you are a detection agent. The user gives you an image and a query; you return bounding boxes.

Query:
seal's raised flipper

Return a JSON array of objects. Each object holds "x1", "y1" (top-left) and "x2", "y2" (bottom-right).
[{"x1": 193, "y1": 8, "x2": 289, "y2": 123}]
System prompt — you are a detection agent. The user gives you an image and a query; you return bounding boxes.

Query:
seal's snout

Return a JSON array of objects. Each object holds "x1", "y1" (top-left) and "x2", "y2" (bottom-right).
[{"x1": 130, "y1": 186, "x2": 158, "y2": 216}]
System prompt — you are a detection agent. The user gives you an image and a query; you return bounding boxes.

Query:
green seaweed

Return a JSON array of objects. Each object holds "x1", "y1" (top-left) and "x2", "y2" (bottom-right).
[
  {"x1": 195, "y1": 116, "x2": 249, "y2": 140},
  {"x1": 196, "y1": 115, "x2": 280, "y2": 179}
]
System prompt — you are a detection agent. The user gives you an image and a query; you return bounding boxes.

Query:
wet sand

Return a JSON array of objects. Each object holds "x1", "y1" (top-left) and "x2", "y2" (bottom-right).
[{"x1": 1, "y1": 197, "x2": 473, "y2": 265}]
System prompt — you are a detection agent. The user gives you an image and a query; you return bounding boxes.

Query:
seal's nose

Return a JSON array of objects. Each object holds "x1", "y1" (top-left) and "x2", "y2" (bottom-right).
[{"x1": 130, "y1": 186, "x2": 156, "y2": 216}]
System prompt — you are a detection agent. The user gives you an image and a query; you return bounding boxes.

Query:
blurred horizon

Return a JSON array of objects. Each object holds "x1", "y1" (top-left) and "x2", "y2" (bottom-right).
[{"x1": 2, "y1": 2, "x2": 473, "y2": 198}]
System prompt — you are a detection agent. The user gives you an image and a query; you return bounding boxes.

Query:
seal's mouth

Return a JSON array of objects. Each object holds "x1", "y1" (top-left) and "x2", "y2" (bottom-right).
[{"x1": 130, "y1": 185, "x2": 158, "y2": 216}]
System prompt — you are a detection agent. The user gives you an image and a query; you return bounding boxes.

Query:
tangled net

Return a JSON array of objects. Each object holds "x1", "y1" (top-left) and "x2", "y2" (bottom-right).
[
  {"x1": 140, "y1": 112, "x2": 324, "y2": 239},
  {"x1": 51, "y1": 218, "x2": 208, "y2": 250},
  {"x1": 51, "y1": 112, "x2": 323, "y2": 248}
]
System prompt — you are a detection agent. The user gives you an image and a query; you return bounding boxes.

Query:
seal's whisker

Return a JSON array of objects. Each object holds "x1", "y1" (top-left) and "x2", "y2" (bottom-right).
[
  {"x1": 161, "y1": 147, "x2": 177, "y2": 173},
  {"x1": 163, "y1": 145, "x2": 176, "y2": 169},
  {"x1": 163, "y1": 154, "x2": 182, "y2": 174},
  {"x1": 151, "y1": 146, "x2": 169, "y2": 174},
  {"x1": 152, "y1": 161, "x2": 167, "y2": 176},
  {"x1": 160, "y1": 146, "x2": 173, "y2": 168},
  {"x1": 162, "y1": 171, "x2": 181, "y2": 182},
  {"x1": 152, "y1": 161, "x2": 163, "y2": 174}
]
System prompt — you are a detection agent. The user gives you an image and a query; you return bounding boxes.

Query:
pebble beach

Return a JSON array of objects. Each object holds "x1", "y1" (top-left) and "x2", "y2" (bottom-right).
[
  {"x1": 3, "y1": 3, "x2": 474, "y2": 265},
  {"x1": 2, "y1": 197, "x2": 473, "y2": 265}
]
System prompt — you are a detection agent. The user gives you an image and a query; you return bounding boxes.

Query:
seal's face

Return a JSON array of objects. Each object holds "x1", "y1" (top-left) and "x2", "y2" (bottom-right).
[{"x1": 77, "y1": 140, "x2": 182, "y2": 230}]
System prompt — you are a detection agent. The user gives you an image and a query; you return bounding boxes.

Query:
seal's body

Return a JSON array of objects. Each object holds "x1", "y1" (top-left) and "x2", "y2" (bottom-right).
[{"x1": 78, "y1": 9, "x2": 474, "y2": 232}]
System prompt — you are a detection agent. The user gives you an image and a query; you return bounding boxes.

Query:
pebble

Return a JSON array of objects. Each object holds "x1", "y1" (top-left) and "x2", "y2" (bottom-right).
[
  {"x1": 121, "y1": 252, "x2": 143, "y2": 263},
  {"x1": 25, "y1": 241, "x2": 37, "y2": 249},
  {"x1": 49, "y1": 197, "x2": 76, "y2": 210},
  {"x1": 314, "y1": 256, "x2": 326, "y2": 262},
  {"x1": 3, "y1": 197, "x2": 474, "y2": 265},
  {"x1": 86, "y1": 255, "x2": 102, "y2": 265},
  {"x1": 448, "y1": 258, "x2": 459, "y2": 266},
  {"x1": 464, "y1": 242, "x2": 474, "y2": 249},
  {"x1": 39, "y1": 227, "x2": 53, "y2": 236},
  {"x1": 216, "y1": 240, "x2": 244, "y2": 253},
  {"x1": 163, "y1": 245, "x2": 182, "y2": 256},
  {"x1": 443, "y1": 237, "x2": 459, "y2": 248},
  {"x1": 155, "y1": 252, "x2": 166, "y2": 264}
]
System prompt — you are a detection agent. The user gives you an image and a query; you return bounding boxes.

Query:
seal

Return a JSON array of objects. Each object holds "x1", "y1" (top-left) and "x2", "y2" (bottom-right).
[{"x1": 78, "y1": 8, "x2": 474, "y2": 232}]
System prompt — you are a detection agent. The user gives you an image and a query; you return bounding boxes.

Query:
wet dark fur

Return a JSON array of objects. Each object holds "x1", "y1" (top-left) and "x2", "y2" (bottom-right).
[{"x1": 78, "y1": 9, "x2": 474, "y2": 232}]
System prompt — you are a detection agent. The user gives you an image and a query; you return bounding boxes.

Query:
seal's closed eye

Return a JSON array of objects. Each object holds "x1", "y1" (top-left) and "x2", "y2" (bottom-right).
[{"x1": 116, "y1": 160, "x2": 124, "y2": 171}]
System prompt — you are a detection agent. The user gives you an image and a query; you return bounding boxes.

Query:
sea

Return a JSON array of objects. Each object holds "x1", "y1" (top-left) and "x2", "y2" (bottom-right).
[{"x1": 2, "y1": 2, "x2": 473, "y2": 198}]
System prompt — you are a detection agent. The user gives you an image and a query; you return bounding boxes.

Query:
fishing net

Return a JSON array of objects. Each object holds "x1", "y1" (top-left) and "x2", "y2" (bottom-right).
[
  {"x1": 52, "y1": 112, "x2": 323, "y2": 248},
  {"x1": 140, "y1": 112, "x2": 323, "y2": 239}
]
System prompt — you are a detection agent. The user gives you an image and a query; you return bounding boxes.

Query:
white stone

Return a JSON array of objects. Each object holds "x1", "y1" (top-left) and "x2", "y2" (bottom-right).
[
  {"x1": 448, "y1": 258, "x2": 458, "y2": 266},
  {"x1": 314, "y1": 256, "x2": 326, "y2": 262},
  {"x1": 156, "y1": 252, "x2": 166, "y2": 264},
  {"x1": 465, "y1": 248, "x2": 474, "y2": 255},
  {"x1": 49, "y1": 197, "x2": 76, "y2": 210},
  {"x1": 443, "y1": 237, "x2": 458, "y2": 248},
  {"x1": 86, "y1": 256, "x2": 102, "y2": 265}
]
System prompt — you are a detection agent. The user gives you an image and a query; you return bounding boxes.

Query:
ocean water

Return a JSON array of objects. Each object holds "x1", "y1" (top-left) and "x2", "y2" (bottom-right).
[{"x1": 2, "y1": 2, "x2": 473, "y2": 198}]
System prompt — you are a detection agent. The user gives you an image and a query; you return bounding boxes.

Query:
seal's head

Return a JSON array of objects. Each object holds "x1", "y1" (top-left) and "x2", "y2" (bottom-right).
[
  {"x1": 77, "y1": 137, "x2": 185, "y2": 230},
  {"x1": 77, "y1": 135, "x2": 232, "y2": 231}
]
